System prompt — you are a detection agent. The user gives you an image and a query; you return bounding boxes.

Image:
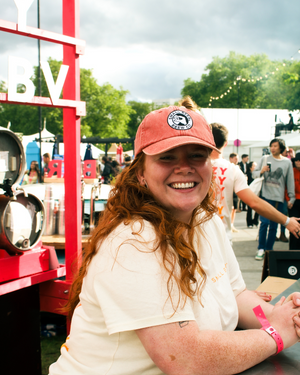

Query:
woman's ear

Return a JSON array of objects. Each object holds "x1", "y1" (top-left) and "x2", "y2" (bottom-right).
[{"x1": 136, "y1": 168, "x2": 145, "y2": 185}]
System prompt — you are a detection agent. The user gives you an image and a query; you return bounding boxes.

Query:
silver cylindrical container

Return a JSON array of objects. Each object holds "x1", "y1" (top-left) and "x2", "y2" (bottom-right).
[
  {"x1": 43, "y1": 185, "x2": 55, "y2": 235},
  {"x1": 58, "y1": 194, "x2": 65, "y2": 236}
]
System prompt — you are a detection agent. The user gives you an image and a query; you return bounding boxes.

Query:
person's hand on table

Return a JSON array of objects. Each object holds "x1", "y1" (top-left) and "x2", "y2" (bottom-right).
[
  {"x1": 283, "y1": 292, "x2": 300, "y2": 340},
  {"x1": 254, "y1": 290, "x2": 272, "y2": 302},
  {"x1": 268, "y1": 297, "x2": 300, "y2": 349}
]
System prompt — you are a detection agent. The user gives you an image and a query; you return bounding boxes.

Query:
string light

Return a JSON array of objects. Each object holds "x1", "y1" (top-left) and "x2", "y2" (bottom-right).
[{"x1": 209, "y1": 47, "x2": 300, "y2": 105}]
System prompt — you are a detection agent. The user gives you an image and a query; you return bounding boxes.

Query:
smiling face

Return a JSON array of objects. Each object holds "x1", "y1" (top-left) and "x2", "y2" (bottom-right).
[
  {"x1": 250, "y1": 162, "x2": 257, "y2": 172},
  {"x1": 137, "y1": 144, "x2": 212, "y2": 223}
]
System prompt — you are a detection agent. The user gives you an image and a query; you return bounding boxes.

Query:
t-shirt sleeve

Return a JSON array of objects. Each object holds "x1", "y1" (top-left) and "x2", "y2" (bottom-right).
[
  {"x1": 233, "y1": 165, "x2": 249, "y2": 194},
  {"x1": 286, "y1": 161, "x2": 296, "y2": 204},
  {"x1": 89, "y1": 224, "x2": 196, "y2": 335}
]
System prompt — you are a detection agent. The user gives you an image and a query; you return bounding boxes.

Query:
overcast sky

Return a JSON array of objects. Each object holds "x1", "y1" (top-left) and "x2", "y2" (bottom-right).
[{"x1": 0, "y1": 0, "x2": 299, "y2": 102}]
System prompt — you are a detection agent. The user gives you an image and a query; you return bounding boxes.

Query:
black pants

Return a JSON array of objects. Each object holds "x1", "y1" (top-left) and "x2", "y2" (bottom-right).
[
  {"x1": 288, "y1": 199, "x2": 300, "y2": 250},
  {"x1": 246, "y1": 206, "x2": 259, "y2": 227}
]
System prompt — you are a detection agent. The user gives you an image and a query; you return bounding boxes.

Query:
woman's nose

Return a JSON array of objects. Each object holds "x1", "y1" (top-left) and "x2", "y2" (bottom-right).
[{"x1": 174, "y1": 157, "x2": 194, "y2": 173}]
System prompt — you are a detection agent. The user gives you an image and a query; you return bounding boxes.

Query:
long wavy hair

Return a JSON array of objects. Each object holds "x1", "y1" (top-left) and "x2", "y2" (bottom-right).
[{"x1": 65, "y1": 152, "x2": 217, "y2": 319}]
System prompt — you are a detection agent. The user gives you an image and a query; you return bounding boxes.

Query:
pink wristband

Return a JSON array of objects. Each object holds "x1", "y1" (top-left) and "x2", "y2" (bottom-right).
[{"x1": 253, "y1": 305, "x2": 284, "y2": 354}]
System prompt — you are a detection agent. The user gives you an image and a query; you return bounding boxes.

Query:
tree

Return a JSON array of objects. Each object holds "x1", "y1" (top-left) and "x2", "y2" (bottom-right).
[
  {"x1": 281, "y1": 61, "x2": 300, "y2": 111},
  {"x1": 126, "y1": 101, "x2": 154, "y2": 138},
  {"x1": 181, "y1": 52, "x2": 291, "y2": 110},
  {"x1": 81, "y1": 74, "x2": 133, "y2": 139},
  {"x1": 0, "y1": 80, "x2": 39, "y2": 133},
  {"x1": 0, "y1": 59, "x2": 133, "y2": 140}
]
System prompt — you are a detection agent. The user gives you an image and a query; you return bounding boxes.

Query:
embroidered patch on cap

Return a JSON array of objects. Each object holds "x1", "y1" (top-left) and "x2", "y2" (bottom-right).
[{"x1": 167, "y1": 110, "x2": 193, "y2": 130}]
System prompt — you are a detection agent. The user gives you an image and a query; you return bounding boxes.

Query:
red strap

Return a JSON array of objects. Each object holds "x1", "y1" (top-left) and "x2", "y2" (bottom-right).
[{"x1": 253, "y1": 305, "x2": 284, "y2": 354}]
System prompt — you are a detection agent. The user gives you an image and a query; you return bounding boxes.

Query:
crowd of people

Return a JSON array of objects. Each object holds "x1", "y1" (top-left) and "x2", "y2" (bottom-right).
[
  {"x1": 26, "y1": 152, "x2": 133, "y2": 185},
  {"x1": 223, "y1": 141, "x2": 300, "y2": 260},
  {"x1": 49, "y1": 97, "x2": 300, "y2": 375},
  {"x1": 98, "y1": 155, "x2": 132, "y2": 184}
]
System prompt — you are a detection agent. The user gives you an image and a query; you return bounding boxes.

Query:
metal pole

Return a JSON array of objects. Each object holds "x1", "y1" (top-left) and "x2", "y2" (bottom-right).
[
  {"x1": 37, "y1": 0, "x2": 42, "y2": 175},
  {"x1": 237, "y1": 78, "x2": 240, "y2": 154}
]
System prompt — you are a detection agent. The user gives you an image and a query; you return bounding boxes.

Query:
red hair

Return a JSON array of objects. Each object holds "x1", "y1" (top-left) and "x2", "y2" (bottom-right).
[{"x1": 64, "y1": 153, "x2": 217, "y2": 319}]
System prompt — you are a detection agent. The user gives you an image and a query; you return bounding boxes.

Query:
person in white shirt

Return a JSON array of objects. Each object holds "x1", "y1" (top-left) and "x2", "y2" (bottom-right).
[{"x1": 49, "y1": 100, "x2": 300, "y2": 375}]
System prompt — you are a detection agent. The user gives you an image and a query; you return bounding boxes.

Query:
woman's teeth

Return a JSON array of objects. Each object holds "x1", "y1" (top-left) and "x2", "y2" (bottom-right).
[{"x1": 171, "y1": 182, "x2": 195, "y2": 189}]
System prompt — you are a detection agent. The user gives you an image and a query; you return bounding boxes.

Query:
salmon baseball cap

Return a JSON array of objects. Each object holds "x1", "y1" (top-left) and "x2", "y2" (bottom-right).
[{"x1": 134, "y1": 106, "x2": 219, "y2": 156}]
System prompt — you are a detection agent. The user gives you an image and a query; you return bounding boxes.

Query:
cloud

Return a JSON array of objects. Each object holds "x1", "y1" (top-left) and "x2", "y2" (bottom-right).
[{"x1": 0, "y1": 0, "x2": 299, "y2": 100}]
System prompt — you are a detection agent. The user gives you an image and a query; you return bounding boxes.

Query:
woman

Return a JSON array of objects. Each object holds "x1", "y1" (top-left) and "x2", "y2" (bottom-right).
[
  {"x1": 101, "y1": 156, "x2": 112, "y2": 184},
  {"x1": 111, "y1": 159, "x2": 122, "y2": 176},
  {"x1": 288, "y1": 153, "x2": 300, "y2": 250},
  {"x1": 50, "y1": 104, "x2": 300, "y2": 375},
  {"x1": 246, "y1": 161, "x2": 259, "y2": 228},
  {"x1": 22, "y1": 160, "x2": 41, "y2": 184}
]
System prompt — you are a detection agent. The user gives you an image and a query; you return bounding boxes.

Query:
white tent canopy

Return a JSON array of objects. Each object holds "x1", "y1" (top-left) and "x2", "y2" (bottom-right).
[
  {"x1": 22, "y1": 121, "x2": 104, "y2": 162},
  {"x1": 248, "y1": 132, "x2": 300, "y2": 149},
  {"x1": 201, "y1": 108, "x2": 299, "y2": 143}
]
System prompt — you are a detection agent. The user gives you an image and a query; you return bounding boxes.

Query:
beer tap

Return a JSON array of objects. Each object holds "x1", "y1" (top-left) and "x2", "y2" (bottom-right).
[
  {"x1": 89, "y1": 183, "x2": 97, "y2": 234},
  {"x1": 94, "y1": 178, "x2": 102, "y2": 201},
  {"x1": 15, "y1": 185, "x2": 28, "y2": 198},
  {"x1": 97, "y1": 178, "x2": 102, "y2": 199}
]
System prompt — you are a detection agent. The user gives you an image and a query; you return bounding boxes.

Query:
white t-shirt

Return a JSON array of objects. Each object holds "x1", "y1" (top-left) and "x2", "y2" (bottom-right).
[
  {"x1": 212, "y1": 158, "x2": 249, "y2": 240},
  {"x1": 49, "y1": 215, "x2": 245, "y2": 375}
]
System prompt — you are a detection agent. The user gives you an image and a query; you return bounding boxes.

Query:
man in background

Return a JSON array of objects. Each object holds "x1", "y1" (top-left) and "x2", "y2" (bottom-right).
[
  {"x1": 229, "y1": 153, "x2": 240, "y2": 233},
  {"x1": 42, "y1": 153, "x2": 51, "y2": 180},
  {"x1": 238, "y1": 154, "x2": 249, "y2": 211},
  {"x1": 238, "y1": 154, "x2": 249, "y2": 174},
  {"x1": 253, "y1": 138, "x2": 295, "y2": 260}
]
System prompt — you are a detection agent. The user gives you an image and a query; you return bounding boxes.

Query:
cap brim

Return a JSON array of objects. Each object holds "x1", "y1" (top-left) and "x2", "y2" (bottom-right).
[{"x1": 142, "y1": 136, "x2": 220, "y2": 155}]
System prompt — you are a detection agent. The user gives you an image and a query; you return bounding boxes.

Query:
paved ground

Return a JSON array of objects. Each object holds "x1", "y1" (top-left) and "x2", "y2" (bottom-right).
[{"x1": 231, "y1": 210, "x2": 289, "y2": 290}]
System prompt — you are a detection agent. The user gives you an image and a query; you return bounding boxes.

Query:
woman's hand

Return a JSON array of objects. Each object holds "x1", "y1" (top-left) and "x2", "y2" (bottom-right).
[
  {"x1": 283, "y1": 292, "x2": 300, "y2": 306},
  {"x1": 283, "y1": 292, "x2": 300, "y2": 340},
  {"x1": 268, "y1": 297, "x2": 300, "y2": 349},
  {"x1": 293, "y1": 313, "x2": 300, "y2": 340},
  {"x1": 254, "y1": 290, "x2": 272, "y2": 302}
]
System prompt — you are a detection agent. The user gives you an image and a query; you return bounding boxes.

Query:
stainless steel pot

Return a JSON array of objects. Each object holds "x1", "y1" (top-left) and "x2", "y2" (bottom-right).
[{"x1": 0, "y1": 190, "x2": 45, "y2": 255}]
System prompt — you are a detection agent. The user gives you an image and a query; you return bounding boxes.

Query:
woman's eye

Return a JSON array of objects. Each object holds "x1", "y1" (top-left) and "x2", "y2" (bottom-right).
[
  {"x1": 159, "y1": 155, "x2": 174, "y2": 161},
  {"x1": 191, "y1": 153, "x2": 206, "y2": 159}
]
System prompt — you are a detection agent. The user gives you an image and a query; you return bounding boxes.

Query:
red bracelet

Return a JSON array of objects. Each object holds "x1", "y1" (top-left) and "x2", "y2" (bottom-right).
[{"x1": 253, "y1": 305, "x2": 284, "y2": 354}]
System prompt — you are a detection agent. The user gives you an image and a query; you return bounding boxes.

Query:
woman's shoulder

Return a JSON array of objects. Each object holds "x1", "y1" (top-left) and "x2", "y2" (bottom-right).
[
  {"x1": 104, "y1": 219, "x2": 156, "y2": 245},
  {"x1": 195, "y1": 212, "x2": 225, "y2": 237},
  {"x1": 204, "y1": 213, "x2": 223, "y2": 230}
]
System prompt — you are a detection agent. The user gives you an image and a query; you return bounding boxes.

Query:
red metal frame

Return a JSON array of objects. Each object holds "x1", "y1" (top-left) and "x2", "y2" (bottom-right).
[
  {"x1": 0, "y1": 0, "x2": 83, "y2": 312},
  {"x1": 0, "y1": 92, "x2": 86, "y2": 116},
  {"x1": 62, "y1": 0, "x2": 83, "y2": 282},
  {"x1": 0, "y1": 19, "x2": 85, "y2": 54}
]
